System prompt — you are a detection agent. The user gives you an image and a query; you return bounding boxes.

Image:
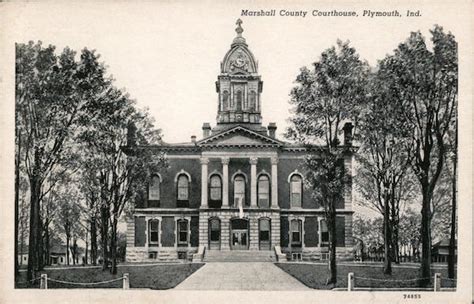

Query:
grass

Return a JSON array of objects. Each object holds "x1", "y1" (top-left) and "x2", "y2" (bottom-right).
[
  {"x1": 276, "y1": 263, "x2": 457, "y2": 290},
  {"x1": 16, "y1": 263, "x2": 204, "y2": 289}
]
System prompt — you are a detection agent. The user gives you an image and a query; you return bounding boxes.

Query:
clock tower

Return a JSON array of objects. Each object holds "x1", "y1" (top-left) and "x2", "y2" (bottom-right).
[{"x1": 212, "y1": 19, "x2": 266, "y2": 135}]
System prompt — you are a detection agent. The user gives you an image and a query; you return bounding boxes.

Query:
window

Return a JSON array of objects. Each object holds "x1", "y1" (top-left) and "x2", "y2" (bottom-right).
[
  {"x1": 234, "y1": 175, "x2": 246, "y2": 206},
  {"x1": 148, "y1": 219, "x2": 159, "y2": 246},
  {"x1": 222, "y1": 90, "x2": 229, "y2": 110},
  {"x1": 249, "y1": 90, "x2": 256, "y2": 110},
  {"x1": 209, "y1": 175, "x2": 222, "y2": 201},
  {"x1": 236, "y1": 90, "x2": 242, "y2": 111},
  {"x1": 290, "y1": 219, "x2": 302, "y2": 246},
  {"x1": 149, "y1": 175, "x2": 160, "y2": 201},
  {"x1": 177, "y1": 219, "x2": 189, "y2": 246},
  {"x1": 290, "y1": 174, "x2": 302, "y2": 208},
  {"x1": 321, "y1": 219, "x2": 329, "y2": 245},
  {"x1": 177, "y1": 174, "x2": 189, "y2": 207},
  {"x1": 258, "y1": 175, "x2": 270, "y2": 208}
]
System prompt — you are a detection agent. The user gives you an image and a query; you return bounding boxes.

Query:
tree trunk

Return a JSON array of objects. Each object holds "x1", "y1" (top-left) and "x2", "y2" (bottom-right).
[
  {"x1": 100, "y1": 205, "x2": 109, "y2": 270},
  {"x1": 420, "y1": 187, "x2": 432, "y2": 287},
  {"x1": 72, "y1": 239, "x2": 77, "y2": 265},
  {"x1": 44, "y1": 226, "x2": 50, "y2": 266},
  {"x1": 85, "y1": 232, "x2": 89, "y2": 265},
  {"x1": 27, "y1": 167, "x2": 41, "y2": 282},
  {"x1": 383, "y1": 196, "x2": 392, "y2": 274},
  {"x1": 326, "y1": 206, "x2": 337, "y2": 285},
  {"x1": 90, "y1": 217, "x2": 97, "y2": 265},
  {"x1": 448, "y1": 131, "x2": 457, "y2": 278},
  {"x1": 110, "y1": 216, "x2": 118, "y2": 275},
  {"x1": 66, "y1": 235, "x2": 70, "y2": 265}
]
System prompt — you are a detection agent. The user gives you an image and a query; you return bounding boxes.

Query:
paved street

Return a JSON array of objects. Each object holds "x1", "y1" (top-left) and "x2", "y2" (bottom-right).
[{"x1": 175, "y1": 262, "x2": 309, "y2": 290}]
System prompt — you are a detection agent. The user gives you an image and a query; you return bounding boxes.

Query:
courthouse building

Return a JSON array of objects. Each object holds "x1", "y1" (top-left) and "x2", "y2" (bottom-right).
[{"x1": 125, "y1": 20, "x2": 355, "y2": 262}]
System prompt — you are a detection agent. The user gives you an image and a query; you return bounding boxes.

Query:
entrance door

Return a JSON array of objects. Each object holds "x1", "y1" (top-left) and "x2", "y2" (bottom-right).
[
  {"x1": 230, "y1": 219, "x2": 249, "y2": 250},
  {"x1": 259, "y1": 218, "x2": 271, "y2": 250},
  {"x1": 231, "y1": 230, "x2": 248, "y2": 250},
  {"x1": 209, "y1": 218, "x2": 221, "y2": 250}
]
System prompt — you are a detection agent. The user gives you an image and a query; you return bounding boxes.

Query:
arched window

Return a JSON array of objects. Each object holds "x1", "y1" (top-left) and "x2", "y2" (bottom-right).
[
  {"x1": 236, "y1": 90, "x2": 242, "y2": 111},
  {"x1": 148, "y1": 219, "x2": 159, "y2": 246},
  {"x1": 258, "y1": 175, "x2": 270, "y2": 208},
  {"x1": 290, "y1": 174, "x2": 302, "y2": 208},
  {"x1": 177, "y1": 174, "x2": 189, "y2": 207},
  {"x1": 148, "y1": 175, "x2": 161, "y2": 204},
  {"x1": 209, "y1": 175, "x2": 222, "y2": 208},
  {"x1": 290, "y1": 219, "x2": 302, "y2": 247},
  {"x1": 222, "y1": 90, "x2": 229, "y2": 110},
  {"x1": 177, "y1": 219, "x2": 189, "y2": 246},
  {"x1": 234, "y1": 175, "x2": 246, "y2": 207},
  {"x1": 249, "y1": 90, "x2": 256, "y2": 110}
]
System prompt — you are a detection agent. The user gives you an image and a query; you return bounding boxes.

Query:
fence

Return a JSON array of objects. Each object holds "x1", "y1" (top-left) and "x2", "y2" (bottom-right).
[
  {"x1": 26, "y1": 273, "x2": 131, "y2": 289},
  {"x1": 347, "y1": 272, "x2": 456, "y2": 291}
]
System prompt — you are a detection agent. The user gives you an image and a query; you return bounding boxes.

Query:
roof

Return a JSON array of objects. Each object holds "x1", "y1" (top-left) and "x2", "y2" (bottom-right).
[{"x1": 432, "y1": 238, "x2": 457, "y2": 248}]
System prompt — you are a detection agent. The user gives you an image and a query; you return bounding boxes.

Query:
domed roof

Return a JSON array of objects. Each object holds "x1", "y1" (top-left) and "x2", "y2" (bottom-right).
[{"x1": 221, "y1": 19, "x2": 258, "y2": 75}]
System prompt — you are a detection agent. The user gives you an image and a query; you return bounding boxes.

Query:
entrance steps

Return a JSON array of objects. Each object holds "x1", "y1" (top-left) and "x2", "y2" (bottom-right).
[{"x1": 204, "y1": 250, "x2": 276, "y2": 262}]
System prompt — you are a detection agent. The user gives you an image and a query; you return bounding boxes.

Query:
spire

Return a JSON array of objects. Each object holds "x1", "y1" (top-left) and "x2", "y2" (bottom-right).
[{"x1": 232, "y1": 18, "x2": 247, "y2": 47}]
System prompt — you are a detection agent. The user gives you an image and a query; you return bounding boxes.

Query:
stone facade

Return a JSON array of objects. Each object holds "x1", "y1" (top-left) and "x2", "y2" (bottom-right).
[{"x1": 125, "y1": 20, "x2": 355, "y2": 263}]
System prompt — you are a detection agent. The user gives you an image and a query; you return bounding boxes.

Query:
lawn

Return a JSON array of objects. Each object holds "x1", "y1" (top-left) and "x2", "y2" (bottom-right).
[
  {"x1": 276, "y1": 263, "x2": 457, "y2": 290},
  {"x1": 16, "y1": 263, "x2": 204, "y2": 289}
]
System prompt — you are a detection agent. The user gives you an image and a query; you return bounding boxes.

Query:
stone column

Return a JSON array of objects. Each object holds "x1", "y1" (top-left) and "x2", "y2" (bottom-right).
[
  {"x1": 221, "y1": 157, "x2": 230, "y2": 208},
  {"x1": 200, "y1": 157, "x2": 209, "y2": 208},
  {"x1": 249, "y1": 157, "x2": 258, "y2": 208},
  {"x1": 271, "y1": 156, "x2": 279, "y2": 208}
]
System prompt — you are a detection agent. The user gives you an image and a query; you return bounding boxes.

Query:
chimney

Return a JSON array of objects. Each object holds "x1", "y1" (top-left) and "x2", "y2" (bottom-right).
[
  {"x1": 191, "y1": 135, "x2": 197, "y2": 144},
  {"x1": 202, "y1": 123, "x2": 211, "y2": 138},
  {"x1": 127, "y1": 122, "x2": 137, "y2": 146},
  {"x1": 343, "y1": 122, "x2": 354, "y2": 146},
  {"x1": 268, "y1": 122, "x2": 277, "y2": 138}
]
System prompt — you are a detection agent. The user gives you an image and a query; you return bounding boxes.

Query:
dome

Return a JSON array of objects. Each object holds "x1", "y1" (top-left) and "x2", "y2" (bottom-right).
[{"x1": 221, "y1": 19, "x2": 258, "y2": 75}]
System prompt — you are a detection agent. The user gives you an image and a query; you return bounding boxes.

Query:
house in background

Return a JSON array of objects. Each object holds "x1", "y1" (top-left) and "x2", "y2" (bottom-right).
[
  {"x1": 124, "y1": 20, "x2": 355, "y2": 262},
  {"x1": 432, "y1": 238, "x2": 457, "y2": 263}
]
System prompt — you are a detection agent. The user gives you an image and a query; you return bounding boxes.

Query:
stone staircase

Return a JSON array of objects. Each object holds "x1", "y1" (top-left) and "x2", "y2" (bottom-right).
[{"x1": 204, "y1": 250, "x2": 276, "y2": 262}]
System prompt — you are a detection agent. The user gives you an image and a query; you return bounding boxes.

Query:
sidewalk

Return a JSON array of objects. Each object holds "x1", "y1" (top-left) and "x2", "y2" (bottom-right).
[{"x1": 175, "y1": 262, "x2": 310, "y2": 290}]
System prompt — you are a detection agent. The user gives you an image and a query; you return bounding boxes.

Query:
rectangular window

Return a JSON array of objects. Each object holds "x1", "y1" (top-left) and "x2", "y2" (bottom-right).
[
  {"x1": 291, "y1": 220, "x2": 302, "y2": 245},
  {"x1": 149, "y1": 220, "x2": 159, "y2": 245},
  {"x1": 321, "y1": 220, "x2": 329, "y2": 244},
  {"x1": 178, "y1": 220, "x2": 189, "y2": 245}
]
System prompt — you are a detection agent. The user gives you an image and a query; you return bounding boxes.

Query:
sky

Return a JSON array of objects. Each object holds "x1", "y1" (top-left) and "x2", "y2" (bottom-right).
[
  {"x1": 2, "y1": 1, "x2": 469, "y2": 221},
  {"x1": 4, "y1": 1, "x2": 466, "y2": 145}
]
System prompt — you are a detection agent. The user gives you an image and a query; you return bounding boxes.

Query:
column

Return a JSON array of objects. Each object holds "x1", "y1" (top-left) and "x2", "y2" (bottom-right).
[
  {"x1": 200, "y1": 157, "x2": 209, "y2": 208},
  {"x1": 221, "y1": 157, "x2": 230, "y2": 208},
  {"x1": 249, "y1": 156, "x2": 258, "y2": 208},
  {"x1": 271, "y1": 156, "x2": 279, "y2": 208}
]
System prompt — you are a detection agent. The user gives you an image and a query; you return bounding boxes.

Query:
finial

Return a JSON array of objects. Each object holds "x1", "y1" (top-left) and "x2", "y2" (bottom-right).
[{"x1": 235, "y1": 19, "x2": 243, "y2": 36}]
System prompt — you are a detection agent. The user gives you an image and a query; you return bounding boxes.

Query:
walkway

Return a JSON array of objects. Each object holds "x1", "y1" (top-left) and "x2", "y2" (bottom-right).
[{"x1": 175, "y1": 262, "x2": 309, "y2": 290}]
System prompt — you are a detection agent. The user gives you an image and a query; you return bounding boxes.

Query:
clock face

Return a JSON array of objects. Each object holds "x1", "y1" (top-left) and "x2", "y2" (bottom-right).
[{"x1": 233, "y1": 52, "x2": 246, "y2": 68}]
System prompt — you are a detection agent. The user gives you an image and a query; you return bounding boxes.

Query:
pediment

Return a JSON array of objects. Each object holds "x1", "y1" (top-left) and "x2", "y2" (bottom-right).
[{"x1": 197, "y1": 126, "x2": 283, "y2": 147}]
